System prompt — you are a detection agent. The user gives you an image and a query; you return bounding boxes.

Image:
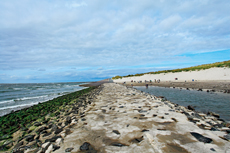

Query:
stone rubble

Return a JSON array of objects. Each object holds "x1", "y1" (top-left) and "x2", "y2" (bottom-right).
[{"x1": 5, "y1": 83, "x2": 230, "y2": 153}]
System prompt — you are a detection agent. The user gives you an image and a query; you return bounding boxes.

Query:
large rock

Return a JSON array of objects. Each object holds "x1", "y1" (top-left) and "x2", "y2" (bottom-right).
[
  {"x1": 190, "y1": 132, "x2": 213, "y2": 143},
  {"x1": 45, "y1": 136, "x2": 62, "y2": 143},
  {"x1": 25, "y1": 135, "x2": 35, "y2": 142},
  {"x1": 187, "y1": 105, "x2": 195, "y2": 111},
  {"x1": 36, "y1": 126, "x2": 48, "y2": 134}
]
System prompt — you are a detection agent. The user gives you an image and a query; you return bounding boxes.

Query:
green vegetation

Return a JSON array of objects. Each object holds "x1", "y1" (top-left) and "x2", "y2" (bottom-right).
[
  {"x1": 0, "y1": 87, "x2": 96, "y2": 142},
  {"x1": 112, "y1": 60, "x2": 230, "y2": 79}
]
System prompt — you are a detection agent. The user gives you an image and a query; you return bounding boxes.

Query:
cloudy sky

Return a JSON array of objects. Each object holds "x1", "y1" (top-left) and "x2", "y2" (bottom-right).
[{"x1": 0, "y1": 0, "x2": 230, "y2": 83}]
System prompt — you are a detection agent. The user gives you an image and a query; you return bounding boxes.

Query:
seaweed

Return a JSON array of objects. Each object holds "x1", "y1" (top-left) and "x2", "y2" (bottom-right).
[{"x1": 0, "y1": 86, "x2": 96, "y2": 141}]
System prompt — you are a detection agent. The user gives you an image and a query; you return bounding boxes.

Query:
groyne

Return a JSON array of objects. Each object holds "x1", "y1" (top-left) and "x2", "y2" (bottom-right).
[{"x1": 1, "y1": 83, "x2": 230, "y2": 153}]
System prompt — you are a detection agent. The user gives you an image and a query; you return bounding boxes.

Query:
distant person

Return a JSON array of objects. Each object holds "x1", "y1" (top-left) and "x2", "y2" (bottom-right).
[{"x1": 146, "y1": 84, "x2": 148, "y2": 88}]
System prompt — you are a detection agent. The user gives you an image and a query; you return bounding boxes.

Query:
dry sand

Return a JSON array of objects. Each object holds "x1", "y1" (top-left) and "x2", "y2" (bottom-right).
[{"x1": 113, "y1": 68, "x2": 230, "y2": 92}]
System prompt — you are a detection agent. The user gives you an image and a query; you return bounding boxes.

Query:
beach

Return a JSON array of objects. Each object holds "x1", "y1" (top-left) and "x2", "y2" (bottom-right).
[
  {"x1": 2, "y1": 83, "x2": 229, "y2": 153},
  {"x1": 113, "y1": 67, "x2": 230, "y2": 93}
]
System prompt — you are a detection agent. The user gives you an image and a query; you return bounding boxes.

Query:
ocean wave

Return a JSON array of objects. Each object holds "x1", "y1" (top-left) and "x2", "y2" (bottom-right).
[
  {"x1": 0, "y1": 102, "x2": 39, "y2": 110},
  {"x1": 14, "y1": 95, "x2": 49, "y2": 101},
  {"x1": 0, "y1": 100, "x2": 15, "y2": 104}
]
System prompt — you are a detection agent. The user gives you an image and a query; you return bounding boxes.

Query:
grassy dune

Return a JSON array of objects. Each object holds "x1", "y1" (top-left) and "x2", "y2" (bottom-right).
[{"x1": 112, "y1": 60, "x2": 230, "y2": 79}]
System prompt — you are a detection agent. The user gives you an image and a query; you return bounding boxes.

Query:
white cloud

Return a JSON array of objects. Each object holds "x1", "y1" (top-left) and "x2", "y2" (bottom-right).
[{"x1": 0, "y1": 0, "x2": 230, "y2": 82}]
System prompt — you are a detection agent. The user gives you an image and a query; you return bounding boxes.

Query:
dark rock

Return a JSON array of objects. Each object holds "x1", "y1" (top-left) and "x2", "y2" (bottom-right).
[
  {"x1": 171, "y1": 118, "x2": 178, "y2": 122},
  {"x1": 54, "y1": 128, "x2": 63, "y2": 134},
  {"x1": 129, "y1": 136, "x2": 143, "y2": 143},
  {"x1": 36, "y1": 126, "x2": 48, "y2": 134},
  {"x1": 190, "y1": 132, "x2": 213, "y2": 143},
  {"x1": 65, "y1": 116, "x2": 71, "y2": 125},
  {"x1": 210, "y1": 148, "x2": 216, "y2": 151},
  {"x1": 81, "y1": 118, "x2": 86, "y2": 121},
  {"x1": 45, "y1": 136, "x2": 62, "y2": 143},
  {"x1": 34, "y1": 122, "x2": 42, "y2": 127},
  {"x1": 141, "y1": 129, "x2": 149, "y2": 132},
  {"x1": 217, "y1": 118, "x2": 225, "y2": 122},
  {"x1": 110, "y1": 142, "x2": 127, "y2": 147},
  {"x1": 187, "y1": 105, "x2": 195, "y2": 111},
  {"x1": 153, "y1": 114, "x2": 157, "y2": 117},
  {"x1": 80, "y1": 142, "x2": 90, "y2": 151},
  {"x1": 112, "y1": 130, "x2": 120, "y2": 135},
  {"x1": 102, "y1": 109, "x2": 106, "y2": 113},
  {"x1": 13, "y1": 141, "x2": 24, "y2": 152},
  {"x1": 40, "y1": 130, "x2": 48, "y2": 134},
  {"x1": 43, "y1": 132, "x2": 52, "y2": 137},
  {"x1": 65, "y1": 147, "x2": 74, "y2": 152},
  {"x1": 53, "y1": 145, "x2": 60, "y2": 151},
  {"x1": 165, "y1": 113, "x2": 169, "y2": 115},
  {"x1": 224, "y1": 90, "x2": 230, "y2": 93},
  {"x1": 138, "y1": 110, "x2": 147, "y2": 113},
  {"x1": 223, "y1": 134, "x2": 230, "y2": 141},
  {"x1": 197, "y1": 88, "x2": 203, "y2": 91},
  {"x1": 193, "y1": 113, "x2": 203, "y2": 119},
  {"x1": 210, "y1": 127, "x2": 220, "y2": 131},
  {"x1": 214, "y1": 124, "x2": 224, "y2": 128},
  {"x1": 25, "y1": 135, "x2": 35, "y2": 142},
  {"x1": 43, "y1": 120, "x2": 49, "y2": 124},
  {"x1": 207, "y1": 90, "x2": 209, "y2": 92},
  {"x1": 51, "y1": 124, "x2": 58, "y2": 131},
  {"x1": 208, "y1": 112, "x2": 220, "y2": 118},
  {"x1": 65, "y1": 128, "x2": 72, "y2": 135}
]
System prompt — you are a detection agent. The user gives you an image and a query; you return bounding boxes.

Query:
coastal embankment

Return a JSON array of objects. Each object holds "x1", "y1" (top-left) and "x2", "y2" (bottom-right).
[
  {"x1": 113, "y1": 67, "x2": 230, "y2": 93},
  {"x1": 1, "y1": 83, "x2": 230, "y2": 152},
  {"x1": 1, "y1": 83, "x2": 228, "y2": 152}
]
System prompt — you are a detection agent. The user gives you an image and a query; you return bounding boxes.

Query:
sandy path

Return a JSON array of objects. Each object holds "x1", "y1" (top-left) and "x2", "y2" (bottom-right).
[{"x1": 54, "y1": 83, "x2": 230, "y2": 153}]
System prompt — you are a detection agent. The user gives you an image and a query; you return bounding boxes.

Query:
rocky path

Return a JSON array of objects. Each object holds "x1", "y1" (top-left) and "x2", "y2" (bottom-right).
[{"x1": 54, "y1": 83, "x2": 230, "y2": 153}]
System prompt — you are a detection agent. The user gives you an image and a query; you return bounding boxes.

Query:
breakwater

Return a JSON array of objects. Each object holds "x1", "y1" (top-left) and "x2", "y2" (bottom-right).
[{"x1": 1, "y1": 83, "x2": 230, "y2": 153}]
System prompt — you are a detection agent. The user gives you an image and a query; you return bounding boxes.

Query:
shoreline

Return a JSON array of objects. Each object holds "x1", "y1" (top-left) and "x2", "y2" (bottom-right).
[
  {"x1": 120, "y1": 81, "x2": 230, "y2": 93},
  {"x1": 1, "y1": 83, "x2": 229, "y2": 152}
]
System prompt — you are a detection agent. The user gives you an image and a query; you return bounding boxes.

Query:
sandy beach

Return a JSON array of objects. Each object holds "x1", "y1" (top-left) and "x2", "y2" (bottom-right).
[{"x1": 113, "y1": 68, "x2": 230, "y2": 92}]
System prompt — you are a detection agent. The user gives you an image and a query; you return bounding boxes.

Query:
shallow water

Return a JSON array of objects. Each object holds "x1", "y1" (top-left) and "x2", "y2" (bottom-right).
[
  {"x1": 135, "y1": 86, "x2": 230, "y2": 122},
  {"x1": 0, "y1": 82, "x2": 86, "y2": 116}
]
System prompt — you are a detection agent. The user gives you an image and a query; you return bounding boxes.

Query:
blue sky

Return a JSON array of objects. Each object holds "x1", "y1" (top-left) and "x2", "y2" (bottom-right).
[{"x1": 0, "y1": 0, "x2": 230, "y2": 83}]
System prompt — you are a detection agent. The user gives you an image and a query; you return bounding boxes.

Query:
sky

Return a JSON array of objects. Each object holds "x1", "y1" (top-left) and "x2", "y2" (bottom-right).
[{"x1": 0, "y1": 0, "x2": 230, "y2": 83}]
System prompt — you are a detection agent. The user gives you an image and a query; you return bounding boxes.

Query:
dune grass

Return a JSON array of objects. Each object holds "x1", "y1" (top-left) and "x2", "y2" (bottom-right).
[{"x1": 112, "y1": 60, "x2": 230, "y2": 79}]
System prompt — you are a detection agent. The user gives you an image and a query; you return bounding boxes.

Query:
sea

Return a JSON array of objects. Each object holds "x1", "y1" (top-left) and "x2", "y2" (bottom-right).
[
  {"x1": 135, "y1": 86, "x2": 230, "y2": 122},
  {"x1": 0, "y1": 82, "x2": 86, "y2": 117}
]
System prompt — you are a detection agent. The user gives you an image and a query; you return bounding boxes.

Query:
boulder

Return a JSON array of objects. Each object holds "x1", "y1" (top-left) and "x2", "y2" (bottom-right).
[
  {"x1": 190, "y1": 132, "x2": 213, "y2": 143},
  {"x1": 80, "y1": 142, "x2": 90, "y2": 151},
  {"x1": 112, "y1": 130, "x2": 120, "y2": 135},
  {"x1": 65, "y1": 147, "x2": 74, "y2": 152},
  {"x1": 54, "y1": 128, "x2": 63, "y2": 134},
  {"x1": 45, "y1": 136, "x2": 62, "y2": 143},
  {"x1": 25, "y1": 135, "x2": 35, "y2": 142},
  {"x1": 187, "y1": 105, "x2": 195, "y2": 111}
]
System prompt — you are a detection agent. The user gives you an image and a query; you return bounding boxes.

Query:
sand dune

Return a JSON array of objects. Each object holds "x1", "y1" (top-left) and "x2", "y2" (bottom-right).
[{"x1": 113, "y1": 67, "x2": 230, "y2": 83}]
